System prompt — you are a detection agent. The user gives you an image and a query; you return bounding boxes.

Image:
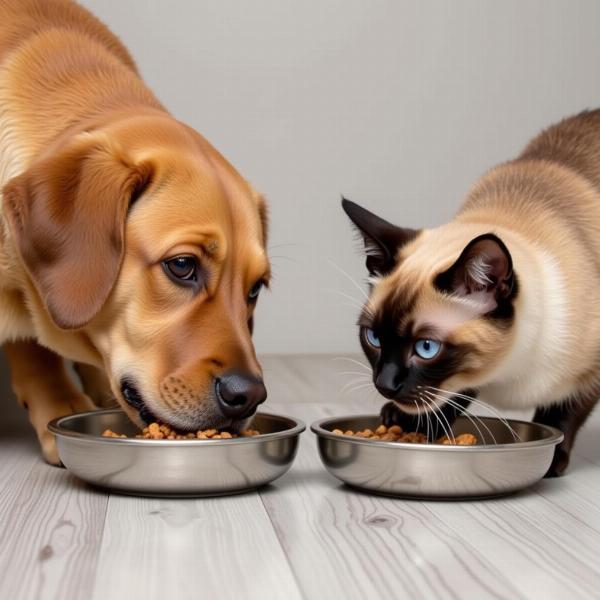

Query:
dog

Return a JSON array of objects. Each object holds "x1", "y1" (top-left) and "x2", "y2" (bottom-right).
[{"x1": 0, "y1": 0, "x2": 270, "y2": 463}]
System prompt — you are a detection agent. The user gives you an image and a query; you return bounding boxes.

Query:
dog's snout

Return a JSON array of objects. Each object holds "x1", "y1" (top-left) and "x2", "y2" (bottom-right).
[{"x1": 215, "y1": 372, "x2": 267, "y2": 418}]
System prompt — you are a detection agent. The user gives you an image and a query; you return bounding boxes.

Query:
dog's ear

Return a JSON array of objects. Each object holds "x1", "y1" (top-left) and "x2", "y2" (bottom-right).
[
  {"x1": 341, "y1": 197, "x2": 419, "y2": 276},
  {"x1": 3, "y1": 132, "x2": 152, "y2": 329}
]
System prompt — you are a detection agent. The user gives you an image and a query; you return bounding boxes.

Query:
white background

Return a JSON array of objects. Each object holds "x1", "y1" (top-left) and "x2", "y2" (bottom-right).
[{"x1": 79, "y1": 0, "x2": 600, "y2": 354}]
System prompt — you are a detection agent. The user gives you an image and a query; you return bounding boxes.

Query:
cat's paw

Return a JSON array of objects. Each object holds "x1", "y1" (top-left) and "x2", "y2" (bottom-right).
[
  {"x1": 544, "y1": 446, "x2": 570, "y2": 478},
  {"x1": 380, "y1": 402, "x2": 420, "y2": 430}
]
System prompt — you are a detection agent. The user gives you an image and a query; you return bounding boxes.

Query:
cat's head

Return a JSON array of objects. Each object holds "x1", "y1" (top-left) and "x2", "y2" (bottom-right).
[{"x1": 342, "y1": 198, "x2": 518, "y2": 415}]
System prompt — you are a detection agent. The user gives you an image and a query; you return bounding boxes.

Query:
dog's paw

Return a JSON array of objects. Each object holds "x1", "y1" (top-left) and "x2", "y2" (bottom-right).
[{"x1": 39, "y1": 431, "x2": 62, "y2": 466}]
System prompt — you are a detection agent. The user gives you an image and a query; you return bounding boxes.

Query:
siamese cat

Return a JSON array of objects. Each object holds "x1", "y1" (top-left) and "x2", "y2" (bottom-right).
[{"x1": 343, "y1": 109, "x2": 600, "y2": 476}]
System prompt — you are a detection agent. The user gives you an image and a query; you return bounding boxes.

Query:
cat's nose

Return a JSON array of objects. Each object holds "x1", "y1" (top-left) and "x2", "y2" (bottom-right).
[{"x1": 375, "y1": 363, "x2": 405, "y2": 398}]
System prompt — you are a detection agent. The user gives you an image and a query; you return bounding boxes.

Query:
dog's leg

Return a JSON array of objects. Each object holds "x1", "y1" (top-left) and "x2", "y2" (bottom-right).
[
  {"x1": 534, "y1": 393, "x2": 598, "y2": 477},
  {"x1": 74, "y1": 362, "x2": 117, "y2": 408},
  {"x1": 4, "y1": 340, "x2": 95, "y2": 465}
]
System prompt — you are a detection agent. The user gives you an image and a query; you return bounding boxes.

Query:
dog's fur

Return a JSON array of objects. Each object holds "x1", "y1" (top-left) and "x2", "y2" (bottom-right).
[{"x1": 0, "y1": 0, "x2": 269, "y2": 462}]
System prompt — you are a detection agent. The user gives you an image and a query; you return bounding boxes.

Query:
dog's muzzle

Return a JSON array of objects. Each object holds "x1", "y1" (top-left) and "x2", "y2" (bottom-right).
[{"x1": 120, "y1": 379, "x2": 156, "y2": 424}]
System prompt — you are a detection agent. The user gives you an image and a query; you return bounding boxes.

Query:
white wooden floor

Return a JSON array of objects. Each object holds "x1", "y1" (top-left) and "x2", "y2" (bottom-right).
[{"x1": 2, "y1": 354, "x2": 600, "y2": 600}]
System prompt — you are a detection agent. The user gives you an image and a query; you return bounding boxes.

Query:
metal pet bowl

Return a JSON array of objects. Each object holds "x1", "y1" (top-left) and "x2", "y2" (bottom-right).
[
  {"x1": 311, "y1": 414, "x2": 563, "y2": 499},
  {"x1": 49, "y1": 409, "x2": 305, "y2": 497}
]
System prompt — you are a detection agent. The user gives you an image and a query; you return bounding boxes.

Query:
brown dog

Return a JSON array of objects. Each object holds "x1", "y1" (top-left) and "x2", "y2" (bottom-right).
[{"x1": 0, "y1": 0, "x2": 270, "y2": 463}]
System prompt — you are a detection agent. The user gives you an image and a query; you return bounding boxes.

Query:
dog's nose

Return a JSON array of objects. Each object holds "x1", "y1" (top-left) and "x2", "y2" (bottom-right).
[{"x1": 216, "y1": 372, "x2": 267, "y2": 418}]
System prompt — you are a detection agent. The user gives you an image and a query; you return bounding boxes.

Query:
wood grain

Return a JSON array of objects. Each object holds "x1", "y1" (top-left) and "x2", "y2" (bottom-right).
[
  {"x1": 0, "y1": 438, "x2": 108, "y2": 600},
  {"x1": 1, "y1": 355, "x2": 600, "y2": 600},
  {"x1": 91, "y1": 493, "x2": 303, "y2": 600}
]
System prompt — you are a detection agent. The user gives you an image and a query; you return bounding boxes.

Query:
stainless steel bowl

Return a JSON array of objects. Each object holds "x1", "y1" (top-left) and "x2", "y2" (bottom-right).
[
  {"x1": 49, "y1": 409, "x2": 305, "y2": 497},
  {"x1": 311, "y1": 415, "x2": 563, "y2": 499}
]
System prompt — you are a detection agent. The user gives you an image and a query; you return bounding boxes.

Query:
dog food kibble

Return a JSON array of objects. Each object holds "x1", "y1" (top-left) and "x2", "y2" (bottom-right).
[
  {"x1": 332, "y1": 424, "x2": 478, "y2": 445},
  {"x1": 102, "y1": 422, "x2": 261, "y2": 440}
]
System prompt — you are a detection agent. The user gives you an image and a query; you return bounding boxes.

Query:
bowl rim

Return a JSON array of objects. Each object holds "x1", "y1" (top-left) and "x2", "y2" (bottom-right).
[
  {"x1": 310, "y1": 414, "x2": 563, "y2": 452},
  {"x1": 49, "y1": 408, "x2": 306, "y2": 446}
]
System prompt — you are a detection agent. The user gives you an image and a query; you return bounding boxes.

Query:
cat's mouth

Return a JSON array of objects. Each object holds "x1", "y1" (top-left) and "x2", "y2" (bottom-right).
[{"x1": 391, "y1": 394, "x2": 446, "y2": 415}]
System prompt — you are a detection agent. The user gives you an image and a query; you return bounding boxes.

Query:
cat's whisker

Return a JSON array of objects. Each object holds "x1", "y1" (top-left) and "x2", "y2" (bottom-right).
[
  {"x1": 423, "y1": 389, "x2": 498, "y2": 445},
  {"x1": 337, "y1": 371, "x2": 371, "y2": 378},
  {"x1": 422, "y1": 392, "x2": 456, "y2": 444},
  {"x1": 426, "y1": 386, "x2": 520, "y2": 441},
  {"x1": 332, "y1": 356, "x2": 371, "y2": 372},
  {"x1": 420, "y1": 395, "x2": 451, "y2": 442},
  {"x1": 414, "y1": 400, "x2": 422, "y2": 433},
  {"x1": 326, "y1": 258, "x2": 370, "y2": 302},
  {"x1": 430, "y1": 393, "x2": 491, "y2": 446},
  {"x1": 341, "y1": 382, "x2": 376, "y2": 397},
  {"x1": 324, "y1": 289, "x2": 366, "y2": 312},
  {"x1": 339, "y1": 377, "x2": 371, "y2": 394}
]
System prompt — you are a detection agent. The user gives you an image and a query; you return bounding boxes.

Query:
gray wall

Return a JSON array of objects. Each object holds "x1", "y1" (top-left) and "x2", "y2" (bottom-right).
[{"x1": 33, "y1": 2, "x2": 600, "y2": 354}]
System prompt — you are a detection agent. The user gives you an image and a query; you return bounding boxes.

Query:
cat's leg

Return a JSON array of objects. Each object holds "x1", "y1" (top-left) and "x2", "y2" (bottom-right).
[
  {"x1": 4, "y1": 339, "x2": 95, "y2": 465},
  {"x1": 533, "y1": 393, "x2": 598, "y2": 477},
  {"x1": 74, "y1": 362, "x2": 117, "y2": 408},
  {"x1": 381, "y1": 392, "x2": 472, "y2": 439}
]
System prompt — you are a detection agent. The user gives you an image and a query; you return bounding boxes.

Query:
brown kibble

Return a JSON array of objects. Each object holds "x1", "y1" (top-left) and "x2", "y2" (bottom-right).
[
  {"x1": 455, "y1": 433, "x2": 477, "y2": 446},
  {"x1": 331, "y1": 423, "x2": 478, "y2": 446},
  {"x1": 102, "y1": 421, "x2": 262, "y2": 440},
  {"x1": 401, "y1": 432, "x2": 428, "y2": 444},
  {"x1": 241, "y1": 429, "x2": 260, "y2": 437}
]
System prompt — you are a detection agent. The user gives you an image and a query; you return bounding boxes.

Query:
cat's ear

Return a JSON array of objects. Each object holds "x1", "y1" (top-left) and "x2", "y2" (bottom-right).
[
  {"x1": 341, "y1": 198, "x2": 419, "y2": 276},
  {"x1": 435, "y1": 233, "x2": 516, "y2": 313}
]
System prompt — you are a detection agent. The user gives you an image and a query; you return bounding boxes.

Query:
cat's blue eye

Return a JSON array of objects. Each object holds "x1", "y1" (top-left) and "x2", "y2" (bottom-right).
[
  {"x1": 414, "y1": 339, "x2": 441, "y2": 360},
  {"x1": 364, "y1": 328, "x2": 381, "y2": 349}
]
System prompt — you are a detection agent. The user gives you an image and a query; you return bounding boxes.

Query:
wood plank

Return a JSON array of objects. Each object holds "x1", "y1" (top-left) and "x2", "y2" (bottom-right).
[
  {"x1": 0, "y1": 447, "x2": 108, "y2": 600},
  {"x1": 262, "y1": 402, "x2": 523, "y2": 600},
  {"x1": 91, "y1": 493, "x2": 303, "y2": 600}
]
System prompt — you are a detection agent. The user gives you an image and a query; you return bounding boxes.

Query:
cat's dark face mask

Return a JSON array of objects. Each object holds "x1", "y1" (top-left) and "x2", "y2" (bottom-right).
[{"x1": 342, "y1": 198, "x2": 518, "y2": 417}]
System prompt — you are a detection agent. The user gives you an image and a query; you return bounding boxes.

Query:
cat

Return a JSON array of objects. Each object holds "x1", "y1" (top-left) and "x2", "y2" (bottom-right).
[{"x1": 342, "y1": 109, "x2": 600, "y2": 476}]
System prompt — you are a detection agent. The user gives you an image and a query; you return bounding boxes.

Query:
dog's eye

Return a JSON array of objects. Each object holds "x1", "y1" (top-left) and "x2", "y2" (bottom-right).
[
  {"x1": 248, "y1": 281, "x2": 263, "y2": 302},
  {"x1": 162, "y1": 256, "x2": 199, "y2": 286}
]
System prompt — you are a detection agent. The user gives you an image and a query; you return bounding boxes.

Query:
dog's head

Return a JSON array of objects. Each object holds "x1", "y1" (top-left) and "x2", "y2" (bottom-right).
[{"x1": 3, "y1": 114, "x2": 270, "y2": 431}]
